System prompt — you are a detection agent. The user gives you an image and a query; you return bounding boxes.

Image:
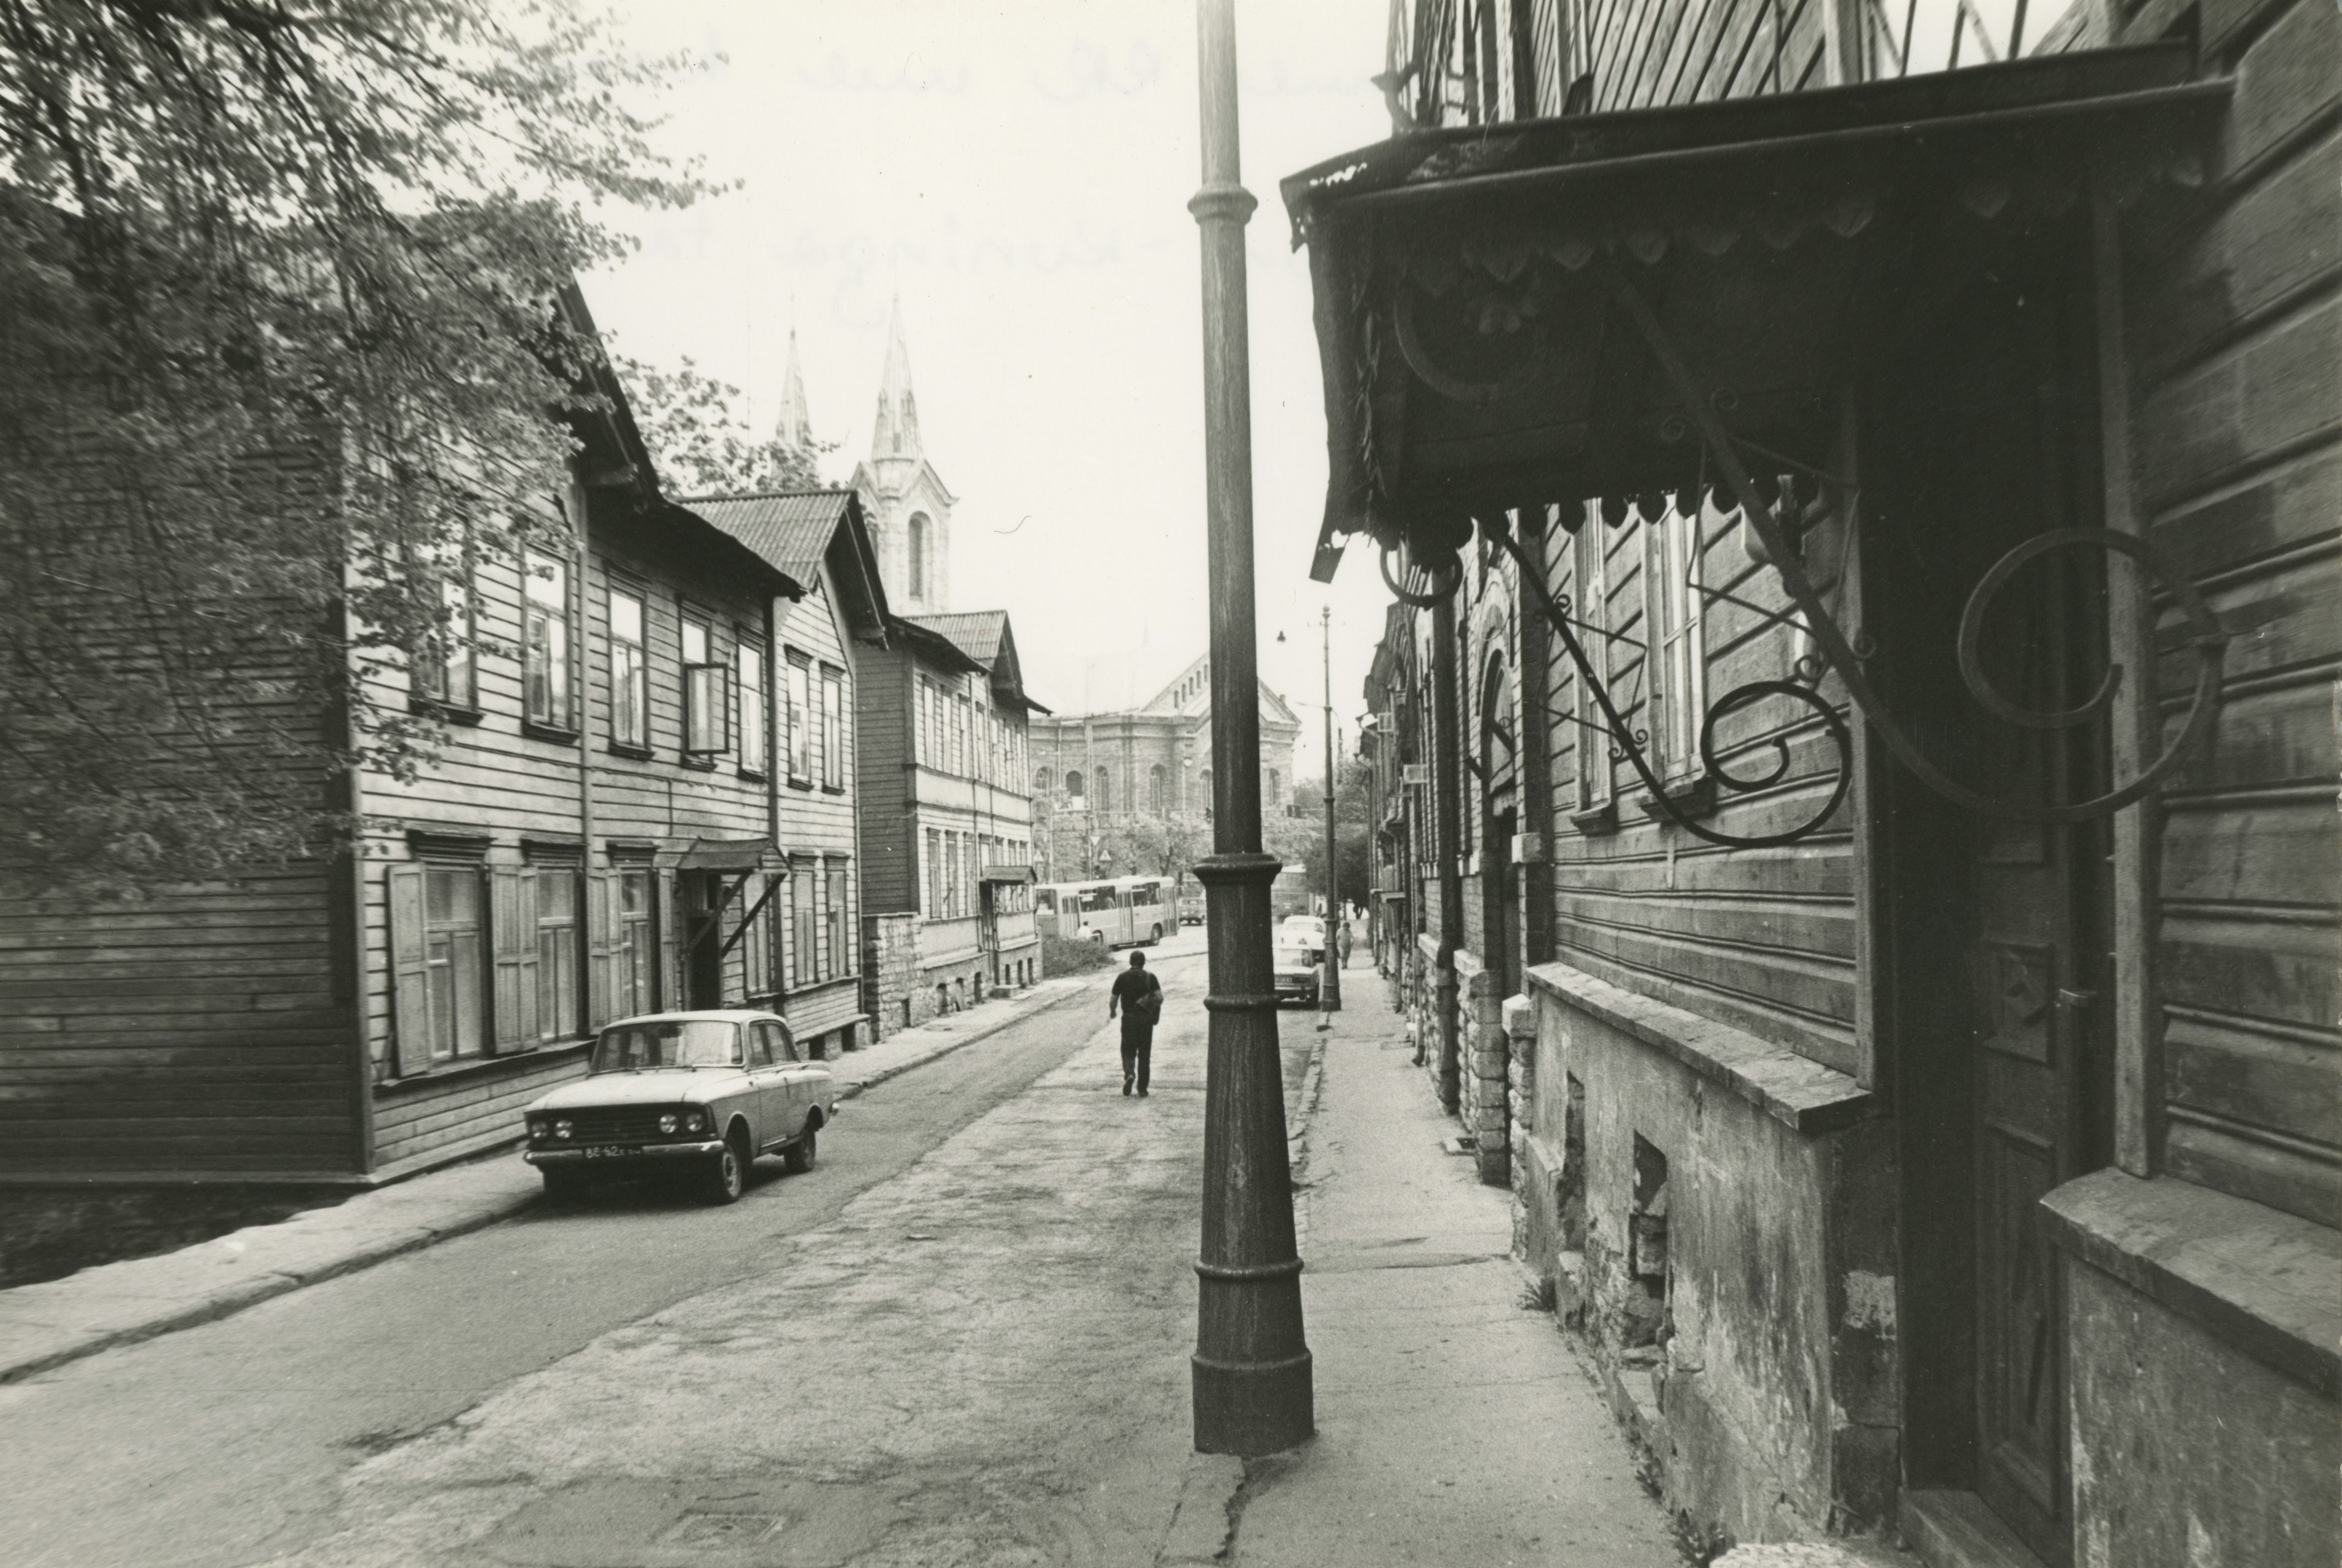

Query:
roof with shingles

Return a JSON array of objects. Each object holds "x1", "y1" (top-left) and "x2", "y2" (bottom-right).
[
  {"x1": 905, "y1": 611, "x2": 1007, "y2": 667},
  {"x1": 683, "y1": 490, "x2": 857, "y2": 582}
]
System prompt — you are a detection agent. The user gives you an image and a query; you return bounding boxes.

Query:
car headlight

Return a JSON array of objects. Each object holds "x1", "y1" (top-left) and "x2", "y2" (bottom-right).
[
  {"x1": 683, "y1": 1110, "x2": 706, "y2": 1134},
  {"x1": 659, "y1": 1114, "x2": 679, "y2": 1135},
  {"x1": 553, "y1": 1118, "x2": 573, "y2": 1140}
]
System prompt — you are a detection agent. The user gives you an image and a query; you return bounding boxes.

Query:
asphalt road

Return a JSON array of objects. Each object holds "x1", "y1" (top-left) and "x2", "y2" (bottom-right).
[{"x1": 0, "y1": 943, "x2": 1207, "y2": 1568}]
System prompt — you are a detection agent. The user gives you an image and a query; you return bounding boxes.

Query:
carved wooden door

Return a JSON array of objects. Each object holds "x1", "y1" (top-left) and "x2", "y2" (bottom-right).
[{"x1": 1966, "y1": 556, "x2": 2102, "y2": 1566}]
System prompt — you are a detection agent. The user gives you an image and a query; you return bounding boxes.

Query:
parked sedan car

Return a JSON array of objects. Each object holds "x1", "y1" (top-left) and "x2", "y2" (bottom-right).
[
  {"x1": 522, "y1": 1011, "x2": 835, "y2": 1205},
  {"x1": 1272, "y1": 938, "x2": 1322, "y2": 1008}
]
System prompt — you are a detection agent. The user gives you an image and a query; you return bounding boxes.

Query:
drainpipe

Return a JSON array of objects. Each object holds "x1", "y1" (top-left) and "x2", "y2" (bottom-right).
[
  {"x1": 1189, "y1": 0, "x2": 1311, "y2": 1458},
  {"x1": 1433, "y1": 584, "x2": 1463, "y2": 1114}
]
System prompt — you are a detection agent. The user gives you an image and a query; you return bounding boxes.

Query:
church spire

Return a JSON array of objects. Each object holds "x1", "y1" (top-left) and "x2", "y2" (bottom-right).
[
  {"x1": 871, "y1": 297, "x2": 922, "y2": 460},
  {"x1": 775, "y1": 326, "x2": 813, "y2": 455}
]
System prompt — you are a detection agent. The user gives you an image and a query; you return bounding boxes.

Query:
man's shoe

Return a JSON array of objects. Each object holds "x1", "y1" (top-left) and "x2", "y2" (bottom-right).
[
  {"x1": 1137, "y1": 1088, "x2": 1148, "y2": 1097},
  {"x1": 1122, "y1": 1080, "x2": 1133, "y2": 1096}
]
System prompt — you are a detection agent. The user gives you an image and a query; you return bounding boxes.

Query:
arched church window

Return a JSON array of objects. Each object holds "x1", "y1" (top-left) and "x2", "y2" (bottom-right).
[
  {"x1": 908, "y1": 513, "x2": 931, "y2": 599},
  {"x1": 1150, "y1": 764, "x2": 1166, "y2": 814},
  {"x1": 1035, "y1": 768, "x2": 1053, "y2": 797},
  {"x1": 1064, "y1": 769, "x2": 1084, "y2": 801},
  {"x1": 1268, "y1": 769, "x2": 1280, "y2": 804},
  {"x1": 1097, "y1": 768, "x2": 1112, "y2": 814}
]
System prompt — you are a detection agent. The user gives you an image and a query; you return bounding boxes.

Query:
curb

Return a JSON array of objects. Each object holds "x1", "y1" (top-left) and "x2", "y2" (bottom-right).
[{"x1": 0, "y1": 974, "x2": 1117, "y2": 1387}]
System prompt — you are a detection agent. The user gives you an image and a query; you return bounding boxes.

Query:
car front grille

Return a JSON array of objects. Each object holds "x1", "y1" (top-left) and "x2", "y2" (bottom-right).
[{"x1": 563, "y1": 1107, "x2": 680, "y2": 1144}]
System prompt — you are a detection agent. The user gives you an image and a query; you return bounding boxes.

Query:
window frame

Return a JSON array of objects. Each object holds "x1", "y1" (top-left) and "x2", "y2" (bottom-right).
[
  {"x1": 522, "y1": 550, "x2": 575, "y2": 733},
  {"x1": 680, "y1": 612, "x2": 728, "y2": 758},
  {"x1": 1649, "y1": 496, "x2": 1711, "y2": 785},
  {"x1": 821, "y1": 667, "x2": 846, "y2": 790},
  {"x1": 422, "y1": 863, "x2": 486, "y2": 1063},
  {"x1": 1575, "y1": 507, "x2": 1617, "y2": 813},
  {"x1": 737, "y1": 625, "x2": 769, "y2": 777},
  {"x1": 606, "y1": 584, "x2": 649, "y2": 752},
  {"x1": 784, "y1": 653, "x2": 813, "y2": 785},
  {"x1": 411, "y1": 533, "x2": 477, "y2": 714}
]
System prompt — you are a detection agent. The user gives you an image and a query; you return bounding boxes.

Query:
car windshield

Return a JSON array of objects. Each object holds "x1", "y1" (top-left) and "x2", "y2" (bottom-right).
[
  {"x1": 1274, "y1": 946, "x2": 1313, "y2": 967},
  {"x1": 591, "y1": 1021, "x2": 740, "y2": 1071}
]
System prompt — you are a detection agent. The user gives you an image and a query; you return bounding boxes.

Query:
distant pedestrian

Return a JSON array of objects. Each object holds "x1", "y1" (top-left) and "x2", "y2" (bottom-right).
[
  {"x1": 1336, "y1": 917, "x2": 1353, "y2": 970},
  {"x1": 1109, "y1": 950, "x2": 1163, "y2": 1097}
]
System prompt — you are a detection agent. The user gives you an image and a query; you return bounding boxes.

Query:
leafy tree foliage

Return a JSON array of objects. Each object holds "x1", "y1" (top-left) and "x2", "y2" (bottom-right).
[
  {"x1": 0, "y1": 0, "x2": 709, "y2": 899},
  {"x1": 615, "y1": 355, "x2": 836, "y2": 497}
]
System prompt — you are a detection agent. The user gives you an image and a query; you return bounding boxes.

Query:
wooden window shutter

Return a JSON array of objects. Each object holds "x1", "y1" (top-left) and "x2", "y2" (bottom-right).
[
  {"x1": 387, "y1": 864, "x2": 431, "y2": 1077},
  {"x1": 656, "y1": 868, "x2": 679, "y2": 1011},
  {"x1": 492, "y1": 867, "x2": 539, "y2": 1050},
  {"x1": 585, "y1": 868, "x2": 617, "y2": 1027}
]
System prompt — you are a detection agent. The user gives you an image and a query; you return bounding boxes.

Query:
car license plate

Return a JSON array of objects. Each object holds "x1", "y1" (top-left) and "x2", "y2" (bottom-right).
[{"x1": 582, "y1": 1146, "x2": 642, "y2": 1160}]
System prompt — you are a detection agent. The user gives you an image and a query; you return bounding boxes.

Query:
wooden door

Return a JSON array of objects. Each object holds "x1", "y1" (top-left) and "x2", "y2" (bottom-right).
[
  {"x1": 683, "y1": 873, "x2": 724, "y2": 1010},
  {"x1": 1963, "y1": 555, "x2": 2104, "y2": 1565}
]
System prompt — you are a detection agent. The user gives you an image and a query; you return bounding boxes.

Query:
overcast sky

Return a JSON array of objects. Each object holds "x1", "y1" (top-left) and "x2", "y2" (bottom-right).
[
  {"x1": 585, "y1": 0, "x2": 2027, "y2": 784},
  {"x1": 585, "y1": 0, "x2": 1395, "y2": 785}
]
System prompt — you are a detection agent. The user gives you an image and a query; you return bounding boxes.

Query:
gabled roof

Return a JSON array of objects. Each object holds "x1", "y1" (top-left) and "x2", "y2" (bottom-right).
[
  {"x1": 687, "y1": 489, "x2": 891, "y2": 636},
  {"x1": 906, "y1": 611, "x2": 1051, "y2": 714},
  {"x1": 554, "y1": 287, "x2": 805, "y2": 600}
]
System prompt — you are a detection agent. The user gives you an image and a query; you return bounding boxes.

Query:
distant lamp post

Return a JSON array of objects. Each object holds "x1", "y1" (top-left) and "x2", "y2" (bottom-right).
[
  {"x1": 1317, "y1": 606, "x2": 1341, "y2": 1021},
  {"x1": 1189, "y1": 0, "x2": 1310, "y2": 1457}
]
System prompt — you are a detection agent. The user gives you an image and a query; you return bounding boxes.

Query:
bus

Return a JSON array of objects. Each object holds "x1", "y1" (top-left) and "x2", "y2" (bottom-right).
[{"x1": 1037, "y1": 877, "x2": 1169, "y2": 950}]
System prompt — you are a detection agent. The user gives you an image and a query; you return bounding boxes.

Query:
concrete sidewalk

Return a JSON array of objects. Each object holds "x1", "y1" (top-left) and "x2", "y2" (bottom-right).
[
  {"x1": 0, "y1": 974, "x2": 1098, "y2": 1386},
  {"x1": 1216, "y1": 996, "x2": 1684, "y2": 1567}
]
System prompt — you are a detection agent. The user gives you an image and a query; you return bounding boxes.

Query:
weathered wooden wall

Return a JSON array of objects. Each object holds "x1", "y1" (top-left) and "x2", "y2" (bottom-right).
[{"x1": 2121, "y1": 0, "x2": 2340, "y2": 1226}]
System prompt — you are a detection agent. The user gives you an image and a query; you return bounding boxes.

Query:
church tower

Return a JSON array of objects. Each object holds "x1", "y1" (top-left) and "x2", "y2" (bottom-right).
[
  {"x1": 775, "y1": 327, "x2": 814, "y2": 460},
  {"x1": 850, "y1": 299, "x2": 954, "y2": 615}
]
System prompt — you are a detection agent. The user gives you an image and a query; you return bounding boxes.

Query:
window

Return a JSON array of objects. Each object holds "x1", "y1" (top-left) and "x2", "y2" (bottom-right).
[
  {"x1": 786, "y1": 656, "x2": 812, "y2": 781},
  {"x1": 826, "y1": 868, "x2": 847, "y2": 979},
  {"x1": 523, "y1": 553, "x2": 572, "y2": 729},
  {"x1": 1097, "y1": 768, "x2": 1112, "y2": 815},
  {"x1": 1577, "y1": 505, "x2": 1616, "y2": 810},
  {"x1": 1064, "y1": 768, "x2": 1084, "y2": 802},
  {"x1": 1035, "y1": 768, "x2": 1053, "y2": 797},
  {"x1": 1268, "y1": 769, "x2": 1280, "y2": 805},
  {"x1": 740, "y1": 872, "x2": 775, "y2": 1000},
  {"x1": 414, "y1": 547, "x2": 475, "y2": 709},
  {"x1": 1649, "y1": 497, "x2": 1709, "y2": 782},
  {"x1": 616, "y1": 869, "x2": 653, "y2": 1018},
  {"x1": 822, "y1": 668, "x2": 845, "y2": 788},
  {"x1": 738, "y1": 631, "x2": 768, "y2": 774},
  {"x1": 792, "y1": 861, "x2": 818, "y2": 986},
  {"x1": 926, "y1": 828, "x2": 944, "y2": 917},
  {"x1": 1150, "y1": 764, "x2": 1166, "y2": 814},
  {"x1": 608, "y1": 589, "x2": 647, "y2": 749},
  {"x1": 908, "y1": 513, "x2": 930, "y2": 599},
  {"x1": 529, "y1": 870, "x2": 577, "y2": 1043},
  {"x1": 681, "y1": 617, "x2": 726, "y2": 755},
  {"x1": 423, "y1": 867, "x2": 484, "y2": 1063}
]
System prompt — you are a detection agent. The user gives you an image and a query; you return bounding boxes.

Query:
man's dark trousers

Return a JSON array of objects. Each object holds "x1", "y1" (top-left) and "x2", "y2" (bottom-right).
[{"x1": 1120, "y1": 1023, "x2": 1153, "y2": 1095}]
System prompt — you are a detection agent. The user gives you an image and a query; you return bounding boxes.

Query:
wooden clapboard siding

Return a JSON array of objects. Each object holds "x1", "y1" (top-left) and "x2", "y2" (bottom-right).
[
  {"x1": 855, "y1": 642, "x2": 919, "y2": 912},
  {"x1": 0, "y1": 866, "x2": 358, "y2": 1174},
  {"x1": 769, "y1": 559, "x2": 864, "y2": 1013},
  {"x1": 1538, "y1": 508, "x2": 1861, "y2": 1073},
  {"x1": 2119, "y1": 0, "x2": 2342, "y2": 1226},
  {"x1": 371, "y1": 1045, "x2": 590, "y2": 1170}
]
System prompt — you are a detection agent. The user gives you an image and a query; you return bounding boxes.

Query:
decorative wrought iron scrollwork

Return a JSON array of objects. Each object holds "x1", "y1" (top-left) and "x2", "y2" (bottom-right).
[{"x1": 1381, "y1": 539, "x2": 1464, "y2": 608}]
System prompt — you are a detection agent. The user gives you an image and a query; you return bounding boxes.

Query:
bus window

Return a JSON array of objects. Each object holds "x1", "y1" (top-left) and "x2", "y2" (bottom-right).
[
  {"x1": 1035, "y1": 889, "x2": 1057, "y2": 914},
  {"x1": 1080, "y1": 886, "x2": 1117, "y2": 913}
]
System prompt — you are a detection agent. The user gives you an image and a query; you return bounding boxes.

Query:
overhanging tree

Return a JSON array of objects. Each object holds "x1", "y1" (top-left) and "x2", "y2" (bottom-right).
[{"x1": 0, "y1": 0, "x2": 711, "y2": 899}]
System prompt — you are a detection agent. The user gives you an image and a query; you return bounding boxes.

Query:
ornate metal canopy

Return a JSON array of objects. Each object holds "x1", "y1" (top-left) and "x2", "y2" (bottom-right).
[{"x1": 1282, "y1": 44, "x2": 2230, "y2": 844}]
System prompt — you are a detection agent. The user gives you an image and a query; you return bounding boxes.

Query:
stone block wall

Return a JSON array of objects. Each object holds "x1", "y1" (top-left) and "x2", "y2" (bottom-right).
[
  {"x1": 861, "y1": 912, "x2": 921, "y2": 1040},
  {"x1": 1455, "y1": 952, "x2": 1510, "y2": 1186},
  {"x1": 1519, "y1": 963, "x2": 1899, "y2": 1545}
]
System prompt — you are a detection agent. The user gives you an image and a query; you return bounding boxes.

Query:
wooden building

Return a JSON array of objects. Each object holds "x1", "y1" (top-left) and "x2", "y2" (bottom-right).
[
  {"x1": 1300, "y1": 5, "x2": 2336, "y2": 1566},
  {"x1": 0, "y1": 292, "x2": 877, "y2": 1193},
  {"x1": 853, "y1": 609, "x2": 1047, "y2": 1031}
]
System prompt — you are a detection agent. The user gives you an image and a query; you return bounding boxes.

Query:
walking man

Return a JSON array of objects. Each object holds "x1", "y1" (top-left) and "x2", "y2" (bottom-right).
[
  {"x1": 1108, "y1": 950, "x2": 1163, "y2": 1097},
  {"x1": 1336, "y1": 913, "x2": 1354, "y2": 970}
]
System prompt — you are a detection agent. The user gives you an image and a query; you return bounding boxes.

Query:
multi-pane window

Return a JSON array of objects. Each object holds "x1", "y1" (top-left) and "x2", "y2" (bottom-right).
[
  {"x1": 414, "y1": 550, "x2": 475, "y2": 709},
  {"x1": 1150, "y1": 765, "x2": 1166, "y2": 814},
  {"x1": 822, "y1": 669, "x2": 845, "y2": 788},
  {"x1": 536, "y1": 872, "x2": 578, "y2": 1042},
  {"x1": 1649, "y1": 498, "x2": 1709, "y2": 782},
  {"x1": 1576, "y1": 507, "x2": 1615, "y2": 810},
  {"x1": 616, "y1": 869, "x2": 653, "y2": 1018},
  {"x1": 608, "y1": 588, "x2": 647, "y2": 749},
  {"x1": 792, "y1": 863, "x2": 817, "y2": 986},
  {"x1": 681, "y1": 617, "x2": 726, "y2": 755},
  {"x1": 423, "y1": 867, "x2": 484, "y2": 1061},
  {"x1": 523, "y1": 553, "x2": 572, "y2": 729},
  {"x1": 785, "y1": 656, "x2": 812, "y2": 782},
  {"x1": 826, "y1": 868, "x2": 847, "y2": 979},
  {"x1": 925, "y1": 829, "x2": 944, "y2": 917},
  {"x1": 1097, "y1": 768, "x2": 1112, "y2": 815},
  {"x1": 738, "y1": 631, "x2": 768, "y2": 775}
]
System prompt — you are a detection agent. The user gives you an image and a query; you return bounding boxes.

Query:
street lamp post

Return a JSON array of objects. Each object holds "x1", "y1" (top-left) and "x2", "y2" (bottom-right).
[
  {"x1": 1188, "y1": 0, "x2": 1311, "y2": 1457},
  {"x1": 1318, "y1": 606, "x2": 1342, "y2": 1021}
]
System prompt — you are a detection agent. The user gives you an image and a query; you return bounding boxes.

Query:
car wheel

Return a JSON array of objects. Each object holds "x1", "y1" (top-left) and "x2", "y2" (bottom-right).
[
  {"x1": 704, "y1": 1132, "x2": 748, "y2": 1205},
  {"x1": 783, "y1": 1122, "x2": 818, "y2": 1174},
  {"x1": 541, "y1": 1166, "x2": 589, "y2": 1201},
  {"x1": 1150, "y1": 923, "x2": 1163, "y2": 943},
  {"x1": 1090, "y1": 930, "x2": 1106, "y2": 945}
]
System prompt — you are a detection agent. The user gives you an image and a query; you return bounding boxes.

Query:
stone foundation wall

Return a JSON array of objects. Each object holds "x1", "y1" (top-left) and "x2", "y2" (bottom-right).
[
  {"x1": 861, "y1": 913, "x2": 921, "y2": 1040},
  {"x1": 1518, "y1": 963, "x2": 1898, "y2": 1545}
]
